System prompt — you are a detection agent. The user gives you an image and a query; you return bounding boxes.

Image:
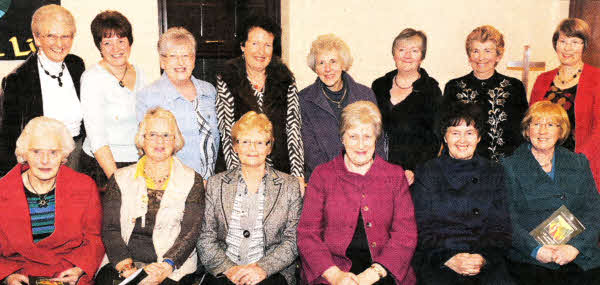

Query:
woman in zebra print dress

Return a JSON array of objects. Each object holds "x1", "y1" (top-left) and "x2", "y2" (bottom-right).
[{"x1": 215, "y1": 15, "x2": 305, "y2": 192}]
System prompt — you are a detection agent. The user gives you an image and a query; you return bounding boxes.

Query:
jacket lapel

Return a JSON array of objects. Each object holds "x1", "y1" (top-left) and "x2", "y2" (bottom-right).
[
  {"x1": 263, "y1": 167, "x2": 283, "y2": 222},
  {"x1": 220, "y1": 168, "x2": 239, "y2": 229}
]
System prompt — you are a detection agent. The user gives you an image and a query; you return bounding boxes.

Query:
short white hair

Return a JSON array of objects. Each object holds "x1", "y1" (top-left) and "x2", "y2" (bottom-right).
[
  {"x1": 31, "y1": 4, "x2": 76, "y2": 37},
  {"x1": 15, "y1": 117, "x2": 75, "y2": 164}
]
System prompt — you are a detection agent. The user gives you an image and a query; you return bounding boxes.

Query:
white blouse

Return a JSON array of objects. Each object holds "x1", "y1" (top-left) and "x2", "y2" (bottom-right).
[
  {"x1": 38, "y1": 51, "x2": 83, "y2": 137},
  {"x1": 81, "y1": 63, "x2": 145, "y2": 162}
]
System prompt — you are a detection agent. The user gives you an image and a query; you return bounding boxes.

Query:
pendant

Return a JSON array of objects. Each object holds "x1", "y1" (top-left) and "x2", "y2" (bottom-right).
[
  {"x1": 38, "y1": 196, "x2": 49, "y2": 208},
  {"x1": 119, "y1": 80, "x2": 125, "y2": 88}
]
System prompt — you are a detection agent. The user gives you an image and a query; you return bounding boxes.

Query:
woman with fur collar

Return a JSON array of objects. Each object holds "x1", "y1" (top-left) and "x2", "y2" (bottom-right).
[{"x1": 215, "y1": 15, "x2": 305, "y2": 193}]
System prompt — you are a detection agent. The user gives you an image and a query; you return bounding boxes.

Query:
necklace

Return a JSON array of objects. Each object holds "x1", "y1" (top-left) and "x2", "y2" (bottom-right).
[
  {"x1": 26, "y1": 172, "x2": 55, "y2": 208},
  {"x1": 246, "y1": 75, "x2": 265, "y2": 92},
  {"x1": 394, "y1": 74, "x2": 418, "y2": 89},
  {"x1": 38, "y1": 57, "x2": 65, "y2": 87},
  {"x1": 321, "y1": 86, "x2": 347, "y2": 108},
  {"x1": 557, "y1": 66, "x2": 582, "y2": 85},
  {"x1": 105, "y1": 63, "x2": 128, "y2": 88},
  {"x1": 144, "y1": 164, "x2": 170, "y2": 187}
]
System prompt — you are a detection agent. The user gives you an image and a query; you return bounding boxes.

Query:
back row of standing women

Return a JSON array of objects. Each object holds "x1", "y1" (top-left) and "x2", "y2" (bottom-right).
[{"x1": 1, "y1": 4, "x2": 600, "y2": 285}]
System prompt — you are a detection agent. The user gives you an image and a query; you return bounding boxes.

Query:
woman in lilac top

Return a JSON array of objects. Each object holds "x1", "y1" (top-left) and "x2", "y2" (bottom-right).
[{"x1": 298, "y1": 101, "x2": 417, "y2": 285}]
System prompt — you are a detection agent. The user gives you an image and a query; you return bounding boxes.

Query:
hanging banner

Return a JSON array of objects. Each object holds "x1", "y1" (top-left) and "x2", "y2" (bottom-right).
[{"x1": 0, "y1": 0, "x2": 60, "y2": 60}]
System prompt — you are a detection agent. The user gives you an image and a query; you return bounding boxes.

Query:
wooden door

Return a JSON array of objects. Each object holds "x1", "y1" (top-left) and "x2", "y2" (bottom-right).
[{"x1": 570, "y1": 0, "x2": 600, "y2": 67}]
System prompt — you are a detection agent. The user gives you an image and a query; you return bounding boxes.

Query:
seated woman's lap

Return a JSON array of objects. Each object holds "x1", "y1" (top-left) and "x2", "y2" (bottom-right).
[
  {"x1": 508, "y1": 260, "x2": 600, "y2": 285},
  {"x1": 202, "y1": 272, "x2": 287, "y2": 285},
  {"x1": 95, "y1": 263, "x2": 196, "y2": 285}
]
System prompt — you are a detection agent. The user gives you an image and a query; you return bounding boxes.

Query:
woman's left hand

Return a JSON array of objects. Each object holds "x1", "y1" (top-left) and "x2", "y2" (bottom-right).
[
  {"x1": 357, "y1": 268, "x2": 380, "y2": 285},
  {"x1": 404, "y1": 170, "x2": 415, "y2": 185},
  {"x1": 142, "y1": 262, "x2": 174, "y2": 284},
  {"x1": 51, "y1": 267, "x2": 84, "y2": 285},
  {"x1": 297, "y1": 177, "x2": 306, "y2": 196},
  {"x1": 552, "y1": 244, "x2": 579, "y2": 265},
  {"x1": 232, "y1": 264, "x2": 267, "y2": 285}
]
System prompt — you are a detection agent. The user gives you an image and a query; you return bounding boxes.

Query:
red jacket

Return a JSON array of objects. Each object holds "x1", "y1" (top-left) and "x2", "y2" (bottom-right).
[
  {"x1": 0, "y1": 164, "x2": 104, "y2": 285},
  {"x1": 530, "y1": 64, "x2": 600, "y2": 191},
  {"x1": 297, "y1": 154, "x2": 417, "y2": 285}
]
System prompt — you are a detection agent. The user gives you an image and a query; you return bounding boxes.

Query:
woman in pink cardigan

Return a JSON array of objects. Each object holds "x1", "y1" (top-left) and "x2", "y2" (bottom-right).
[
  {"x1": 297, "y1": 101, "x2": 417, "y2": 285},
  {"x1": 530, "y1": 18, "x2": 600, "y2": 191}
]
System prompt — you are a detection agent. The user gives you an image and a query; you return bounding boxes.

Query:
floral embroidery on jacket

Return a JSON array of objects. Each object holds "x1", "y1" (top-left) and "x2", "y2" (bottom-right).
[{"x1": 455, "y1": 79, "x2": 512, "y2": 161}]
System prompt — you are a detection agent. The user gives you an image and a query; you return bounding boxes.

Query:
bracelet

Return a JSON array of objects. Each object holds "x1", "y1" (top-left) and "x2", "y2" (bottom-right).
[
  {"x1": 163, "y1": 258, "x2": 176, "y2": 270},
  {"x1": 370, "y1": 264, "x2": 386, "y2": 278}
]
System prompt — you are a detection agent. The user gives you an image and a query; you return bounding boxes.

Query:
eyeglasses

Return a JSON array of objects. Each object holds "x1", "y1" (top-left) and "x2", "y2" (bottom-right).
[
  {"x1": 529, "y1": 121, "x2": 560, "y2": 130},
  {"x1": 144, "y1": 132, "x2": 175, "y2": 142},
  {"x1": 161, "y1": 53, "x2": 195, "y2": 63},
  {"x1": 43, "y1": 34, "x2": 74, "y2": 43},
  {"x1": 236, "y1": 139, "x2": 271, "y2": 149},
  {"x1": 557, "y1": 39, "x2": 584, "y2": 48}
]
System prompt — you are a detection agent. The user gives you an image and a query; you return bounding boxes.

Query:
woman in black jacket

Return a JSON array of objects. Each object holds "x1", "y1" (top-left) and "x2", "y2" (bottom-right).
[
  {"x1": 411, "y1": 103, "x2": 514, "y2": 285},
  {"x1": 371, "y1": 28, "x2": 441, "y2": 185}
]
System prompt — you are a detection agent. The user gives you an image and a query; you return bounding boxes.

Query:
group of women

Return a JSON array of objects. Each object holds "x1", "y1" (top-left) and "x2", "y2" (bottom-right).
[{"x1": 1, "y1": 3, "x2": 600, "y2": 285}]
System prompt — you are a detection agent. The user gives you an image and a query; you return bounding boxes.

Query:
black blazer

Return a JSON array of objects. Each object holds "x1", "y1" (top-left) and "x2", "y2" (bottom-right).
[
  {"x1": 411, "y1": 153, "x2": 512, "y2": 271},
  {"x1": 0, "y1": 53, "x2": 85, "y2": 175}
]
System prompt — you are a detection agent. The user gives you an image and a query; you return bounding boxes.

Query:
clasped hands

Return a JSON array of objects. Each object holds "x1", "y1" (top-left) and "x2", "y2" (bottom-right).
[
  {"x1": 5, "y1": 267, "x2": 84, "y2": 285},
  {"x1": 323, "y1": 265, "x2": 385, "y2": 285},
  {"x1": 116, "y1": 258, "x2": 174, "y2": 285},
  {"x1": 536, "y1": 244, "x2": 579, "y2": 265},
  {"x1": 224, "y1": 263, "x2": 267, "y2": 285},
  {"x1": 444, "y1": 253, "x2": 486, "y2": 276}
]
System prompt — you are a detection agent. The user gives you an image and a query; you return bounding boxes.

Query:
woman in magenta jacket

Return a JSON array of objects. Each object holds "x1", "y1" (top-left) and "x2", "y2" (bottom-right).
[{"x1": 297, "y1": 101, "x2": 417, "y2": 285}]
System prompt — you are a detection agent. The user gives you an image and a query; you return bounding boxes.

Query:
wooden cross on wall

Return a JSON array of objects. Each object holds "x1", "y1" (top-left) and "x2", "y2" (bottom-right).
[{"x1": 507, "y1": 45, "x2": 546, "y2": 92}]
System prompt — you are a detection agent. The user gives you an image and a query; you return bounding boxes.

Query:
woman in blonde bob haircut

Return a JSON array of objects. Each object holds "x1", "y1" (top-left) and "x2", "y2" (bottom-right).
[
  {"x1": 339, "y1": 100, "x2": 382, "y2": 138},
  {"x1": 135, "y1": 107, "x2": 185, "y2": 156},
  {"x1": 521, "y1": 101, "x2": 571, "y2": 145},
  {"x1": 15, "y1": 116, "x2": 75, "y2": 164},
  {"x1": 231, "y1": 111, "x2": 274, "y2": 147}
]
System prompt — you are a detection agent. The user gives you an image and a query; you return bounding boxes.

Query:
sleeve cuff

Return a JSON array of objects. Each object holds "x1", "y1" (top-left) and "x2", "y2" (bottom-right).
[{"x1": 530, "y1": 245, "x2": 542, "y2": 259}]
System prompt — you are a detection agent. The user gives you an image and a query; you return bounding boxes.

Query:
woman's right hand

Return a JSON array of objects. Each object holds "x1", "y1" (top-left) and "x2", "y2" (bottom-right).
[
  {"x1": 536, "y1": 245, "x2": 558, "y2": 263},
  {"x1": 444, "y1": 253, "x2": 485, "y2": 276},
  {"x1": 323, "y1": 266, "x2": 359, "y2": 285},
  {"x1": 115, "y1": 258, "x2": 137, "y2": 278},
  {"x1": 5, "y1": 273, "x2": 29, "y2": 285}
]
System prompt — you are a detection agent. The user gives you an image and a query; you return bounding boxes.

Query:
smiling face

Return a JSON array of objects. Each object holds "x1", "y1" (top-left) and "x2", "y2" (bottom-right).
[
  {"x1": 100, "y1": 34, "x2": 131, "y2": 67},
  {"x1": 468, "y1": 40, "x2": 501, "y2": 79},
  {"x1": 161, "y1": 41, "x2": 195, "y2": 84},
  {"x1": 527, "y1": 117, "x2": 561, "y2": 153},
  {"x1": 24, "y1": 134, "x2": 64, "y2": 182},
  {"x1": 342, "y1": 122, "x2": 377, "y2": 168},
  {"x1": 233, "y1": 129, "x2": 272, "y2": 169},
  {"x1": 444, "y1": 121, "x2": 481, "y2": 160},
  {"x1": 241, "y1": 27, "x2": 274, "y2": 73},
  {"x1": 315, "y1": 49, "x2": 344, "y2": 91},
  {"x1": 555, "y1": 33, "x2": 584, "y2": 67},
  {"x1": 33, "y1": 20, "x2": 74, "y2": 63},
  {"x1": 142, "y1": 118, "x2": 176, "y2": 163},
  {"x1": 393, "y1": 36, "x2": 423, "y2": 73}
]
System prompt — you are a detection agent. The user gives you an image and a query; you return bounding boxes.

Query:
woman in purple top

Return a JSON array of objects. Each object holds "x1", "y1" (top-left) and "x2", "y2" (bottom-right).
[
  {"x1": 299, "y1": 34, "x2": 385, "y2": 181},
  {"x1": 298, "y1": 101, "x2": 417, "y2": 285}
]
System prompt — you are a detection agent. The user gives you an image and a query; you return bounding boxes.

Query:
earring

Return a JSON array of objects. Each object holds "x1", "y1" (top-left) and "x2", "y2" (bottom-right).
[{"x1": 241, "y1": 52, "x2": 245, "y2": 60}]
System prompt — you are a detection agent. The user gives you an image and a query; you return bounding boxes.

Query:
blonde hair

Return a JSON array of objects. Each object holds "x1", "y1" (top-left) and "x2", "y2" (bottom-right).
[
  {"x1": 31, "y1": 4, "x2": 76, "y2": 37},
  {"x1": 15, "y1": 116, "x2": 75, "y2": 164},
  {"x1": 158, "y1": 27, "x2": 197, "y2": 56},
  {"x1": 465, "y1": 25, "x2": 505, "y2": 58},
  {"x1": 340, "y1": 101, "x2": 382, "y2": 138},
  {"x1": 307, "y1": 34, "x2": 353, "y2": 72},
  {"x1": 135, "y1": 107, "x2": 185, "y2": 156},
  {"x1": 521, "y1": 101, "x2": 571, "y2": 144},
  {"x1": 232, "y1": 111, "x2": 274, "y2": 147}
]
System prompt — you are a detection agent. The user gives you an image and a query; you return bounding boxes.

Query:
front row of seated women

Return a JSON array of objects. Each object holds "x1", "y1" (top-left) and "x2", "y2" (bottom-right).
[{"x1": 2, "y1": 101, "x2": 600, "y2": 285}]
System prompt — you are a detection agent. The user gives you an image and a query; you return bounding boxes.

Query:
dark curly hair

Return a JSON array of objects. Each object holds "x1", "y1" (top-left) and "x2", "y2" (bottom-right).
[
  {"x1": 238, "y1": 15, "x2": 281, "y2": 57},
  {"x1": 439, "y1": 102, "x2": 485, "y2": 142}
]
